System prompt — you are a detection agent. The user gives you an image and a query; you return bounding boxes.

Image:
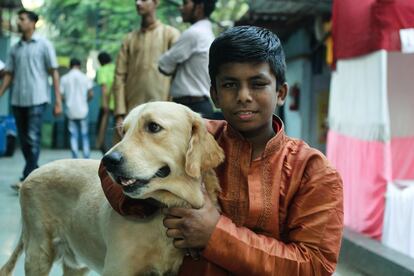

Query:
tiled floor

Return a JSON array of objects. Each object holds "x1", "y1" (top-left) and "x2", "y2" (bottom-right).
[{"x1": 0, "y1": 149, "x2": 366, "y2": 275}]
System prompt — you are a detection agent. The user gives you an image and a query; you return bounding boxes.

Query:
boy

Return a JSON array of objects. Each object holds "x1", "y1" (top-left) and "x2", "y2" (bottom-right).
[
  {"x1": 96, "y1": 52, "x2": 115, "y2": 154},
  {"x1": 158, "y1": 0, "x2": 217, "y2": 118},
  {"x1": 113, "y1": 0, "x2": 179, "y2": 140},
  {"x1": 101, "y1": 26, "x2": 343, "y2": 275},
  {"x1": 60, "y1": 58, "x2": 93, "y2": 159}
]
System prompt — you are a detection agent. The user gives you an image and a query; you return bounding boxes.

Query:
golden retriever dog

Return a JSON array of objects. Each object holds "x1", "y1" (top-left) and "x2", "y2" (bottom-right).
[{"x1": 0, "y1": 101, "x2": 224, "y2": 276}]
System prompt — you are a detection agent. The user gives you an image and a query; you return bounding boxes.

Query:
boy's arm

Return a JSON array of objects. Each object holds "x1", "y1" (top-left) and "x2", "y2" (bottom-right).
[
  {"x1": 0, "y1": 73, "x2": 12, "y2": 97},
  {"x1": 100, "y1": 84, "x2": 109, "y2": 110},
  {"x1": 202, "y1": 165, "x2": 343, "y2": 275},
  {"x1": 51, "y1": 69, "x2": 62, "y2": 116}
]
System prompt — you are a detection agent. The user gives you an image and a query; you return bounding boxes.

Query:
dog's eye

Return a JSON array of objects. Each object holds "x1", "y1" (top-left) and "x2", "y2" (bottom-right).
[{"x1": 147, "y1": 122, "x2": 163, "y2": 133}]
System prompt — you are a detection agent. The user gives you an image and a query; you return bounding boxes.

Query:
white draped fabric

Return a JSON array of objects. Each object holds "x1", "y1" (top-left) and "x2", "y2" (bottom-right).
[
  {"x1": 382, "y1": 181, "x2": 414, "y2": 258},
  {"x1": 329, "y1": 50, "x2": 414, "y2": 141}
]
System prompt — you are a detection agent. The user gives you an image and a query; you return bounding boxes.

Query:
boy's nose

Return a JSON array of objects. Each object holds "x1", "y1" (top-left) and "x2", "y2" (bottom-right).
[{"x1": 237, "y1": 87, "x2": 253, "y2": 103}]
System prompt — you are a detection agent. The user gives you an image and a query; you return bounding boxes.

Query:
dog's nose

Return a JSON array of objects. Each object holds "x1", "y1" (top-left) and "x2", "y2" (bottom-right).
[{"x1": 102, "y1": 151, "x2": 124, "y2": 168}]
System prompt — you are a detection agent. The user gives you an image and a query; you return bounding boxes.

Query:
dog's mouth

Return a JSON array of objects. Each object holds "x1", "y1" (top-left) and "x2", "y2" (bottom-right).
[{"x1": 115, "y1": 166, "x2": 171, "y2": 193}]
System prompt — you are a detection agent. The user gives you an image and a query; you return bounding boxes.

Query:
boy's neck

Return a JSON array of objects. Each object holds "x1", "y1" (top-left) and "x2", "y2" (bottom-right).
[
  {"x1": 238, "y1": 121, "x2": 276, "y2": 160},
  {"x1": 22, "y1": 29, "x2": 34, "y2": 41},
  {"x1": 250, "y1": 130, "x2": 276, "y2": 159},
  {"x1": 141, "y1": 14, "x2": 157, "y2": 29}
]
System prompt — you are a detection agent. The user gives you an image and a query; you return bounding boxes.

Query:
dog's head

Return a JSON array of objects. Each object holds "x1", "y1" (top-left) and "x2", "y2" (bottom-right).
[{"x1": 102, "y1": 101, "x2": 224, "y2": 208}]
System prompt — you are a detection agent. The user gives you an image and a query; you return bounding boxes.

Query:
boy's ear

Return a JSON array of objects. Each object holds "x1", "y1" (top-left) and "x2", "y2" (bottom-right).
[
  {"x1": 210, "y1": 86, "x2": 220, "y2": 108},
  {"x1": 276, "y1": 83, "x2": 289, "y2": 106}
]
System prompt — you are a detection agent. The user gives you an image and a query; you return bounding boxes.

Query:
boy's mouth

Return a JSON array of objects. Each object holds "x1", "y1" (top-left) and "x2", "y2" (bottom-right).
[{"x1": 235, "y1": 111, "x2": 257, "y2": 120}]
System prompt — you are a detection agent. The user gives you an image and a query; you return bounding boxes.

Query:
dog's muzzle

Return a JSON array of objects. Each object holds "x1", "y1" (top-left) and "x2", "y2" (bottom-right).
[
  {"x1": 119, "y1": 165, "x2": 171, "y2": 193},
  {"x1": 102, "y1": 151, "x2": 171, "y2": 193}
]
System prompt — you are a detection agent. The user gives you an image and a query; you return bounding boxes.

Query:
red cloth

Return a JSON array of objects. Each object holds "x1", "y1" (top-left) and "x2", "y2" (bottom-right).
[{"x1": 333, "y1": 0, "x2": 414, "y2": 64}]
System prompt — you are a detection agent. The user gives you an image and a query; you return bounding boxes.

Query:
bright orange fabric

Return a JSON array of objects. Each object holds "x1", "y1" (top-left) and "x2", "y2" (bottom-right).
[{"x1": 100, "y1": 116, "x2": 344, "y2": 275}]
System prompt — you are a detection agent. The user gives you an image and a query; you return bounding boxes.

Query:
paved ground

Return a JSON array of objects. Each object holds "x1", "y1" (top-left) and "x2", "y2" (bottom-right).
[{"x1": 0, "y1": 149, "x2": 366, "y2": 275}]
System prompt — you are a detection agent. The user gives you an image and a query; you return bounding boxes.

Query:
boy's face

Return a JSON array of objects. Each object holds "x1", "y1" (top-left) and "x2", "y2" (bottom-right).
[
  {"x1": 211, "y1": 62, "x2": 287, "y2": 138},
  {"x1": 136, "y1": 0, "x2": 157, "y2": 16},
  {"x1": 17, "y1": 13, "x2": 35, "y2": 33},
  {"x1": 180, "y1": 0, "x2": 196, "y2": 23}
]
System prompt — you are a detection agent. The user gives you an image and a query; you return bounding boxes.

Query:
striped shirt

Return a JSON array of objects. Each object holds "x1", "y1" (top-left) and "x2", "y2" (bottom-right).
[{"x1": 5, "y1": 34, "x2": 58, "y2": 107}]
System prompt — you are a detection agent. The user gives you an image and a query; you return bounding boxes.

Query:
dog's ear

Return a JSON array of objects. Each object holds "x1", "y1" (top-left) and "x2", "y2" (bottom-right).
[{"x1": 185, "y1": 113, "x2": 224, "y2": 178}]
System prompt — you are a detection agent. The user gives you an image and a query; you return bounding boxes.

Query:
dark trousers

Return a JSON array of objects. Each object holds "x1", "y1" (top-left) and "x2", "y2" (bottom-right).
[
  {"x1": 12, "y1": 103, "x2": 46, "y2": 180},
  {"x1": 173, "y1": 96, "x2": 215, "y2": 119}
]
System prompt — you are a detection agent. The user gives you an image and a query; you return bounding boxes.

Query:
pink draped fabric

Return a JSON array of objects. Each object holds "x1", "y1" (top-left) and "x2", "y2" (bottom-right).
[
  {"x1": 392, "y1": 137, "x2": 414, "y2": 180},
  {"x1": 327, "y1": 130, "x2": 390, "y2": 239}
]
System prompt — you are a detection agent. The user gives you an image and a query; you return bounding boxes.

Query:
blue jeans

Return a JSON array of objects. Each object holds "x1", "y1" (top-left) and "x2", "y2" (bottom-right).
[
  {"x1": 68, "y1": 118, "x2": 90, "y2": 159},
  {"x1": 12, "y1": 103, "x2": 46, "y2": 180}
]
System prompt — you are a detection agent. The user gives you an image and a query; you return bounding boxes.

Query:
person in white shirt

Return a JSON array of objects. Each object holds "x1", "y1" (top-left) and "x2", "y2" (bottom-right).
[
  {"x1": 158, "y1": 0, "x2": 217, "y2": 119},
  {"x1": 60, "y1": 58, "x2": 93, "y2": 159},
  {"x1": 0, "y1": 10, "x2": 62, "y2": 189}
]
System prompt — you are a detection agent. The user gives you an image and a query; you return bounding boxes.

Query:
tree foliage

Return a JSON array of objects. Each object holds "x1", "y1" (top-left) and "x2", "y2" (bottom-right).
[{"x1": 38, "y1": 0, "x2": 248, "y2": 62}]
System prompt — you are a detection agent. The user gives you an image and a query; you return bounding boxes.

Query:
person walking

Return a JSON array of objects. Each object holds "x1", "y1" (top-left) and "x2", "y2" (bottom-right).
[
  {"x1": 113, "y1": 0, "x2": 180, "y2": 139},
  {"x1": 96, "y1": 52, "x2": 115, "y2": 154},
  {"x1": 158, "y1": 0, "x2": 217, "y2": 119},
  {"x1": 0, "y1": 9, "x2": 62, "y2": 189},
  {"x1": 60, "y1": 58, "x2": 93, "y2": 159}
]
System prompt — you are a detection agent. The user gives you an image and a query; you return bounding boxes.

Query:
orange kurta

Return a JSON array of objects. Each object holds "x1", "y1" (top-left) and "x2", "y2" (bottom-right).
[{"x1": 100, "y1": 117, "x2": 344, "y2": 275}]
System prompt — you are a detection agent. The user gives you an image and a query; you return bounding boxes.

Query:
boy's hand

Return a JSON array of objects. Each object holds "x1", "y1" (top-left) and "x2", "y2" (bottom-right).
[
  {"x1": 53, "y1": 101, "x2": 62, "y2": 116},
  {"x1": 163, "y1": 191, "x2": 220, "y2": 250}
]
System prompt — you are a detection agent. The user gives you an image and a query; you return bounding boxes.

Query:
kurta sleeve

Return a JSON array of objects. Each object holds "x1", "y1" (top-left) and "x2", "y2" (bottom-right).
[
  {"x1": 168, "y1": 27, "x2": 181, "y2": 48},
  {"x1": 202, "y1": 161, "x2": 344, "y2": 275},
  {"x1": 113, "y1": 34, "x2": 130, "y2": 116}
]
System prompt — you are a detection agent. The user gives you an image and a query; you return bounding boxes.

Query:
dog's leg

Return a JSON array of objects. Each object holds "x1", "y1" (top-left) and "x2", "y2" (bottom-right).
[
  {"x1": 62, "y1": 264, "x2": 89, "y2": 276},
  {"x1": 24, "y1": 238, "x2": 55, "y2": 276}
]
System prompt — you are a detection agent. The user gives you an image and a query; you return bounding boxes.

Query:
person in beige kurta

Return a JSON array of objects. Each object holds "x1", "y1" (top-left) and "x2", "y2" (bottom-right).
[{"x1": 113, "y1": 0, "x2": 179, "y2": 138}]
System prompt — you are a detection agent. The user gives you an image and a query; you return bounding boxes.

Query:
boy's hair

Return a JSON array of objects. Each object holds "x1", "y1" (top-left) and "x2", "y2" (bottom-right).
[
  {"x1": 193, "y1": 0, "x2": 217, "y2": 17},
  {"x1": 70, "y1": 58, "x2": 81, "y2": 68},
  {"x1": 18, "y1": 9, "x2": 39, "y2": 23},
  {"x1": 209, "y1": 25, "x2": 287, "y2": 89},
  {"x1": 98, "y1": 52, "x2": 112, "y2": 65}
]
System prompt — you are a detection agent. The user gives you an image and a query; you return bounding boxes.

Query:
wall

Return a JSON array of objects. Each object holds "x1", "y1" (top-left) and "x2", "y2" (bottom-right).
[{"x1": 283, "y1": 28, "x2": 313, "y2": 144}]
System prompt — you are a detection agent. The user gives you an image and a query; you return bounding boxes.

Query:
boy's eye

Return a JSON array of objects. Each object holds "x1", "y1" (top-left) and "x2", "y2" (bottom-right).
[
  {"x1": 146, "y1": 122, "x2": 163, "y2": 133},
  {"x1": 252, "y1": 82, "x2": 268, "y2": 88},
  {"x1": 222, "y1": 82, "x2": 237, "y2": 89}
]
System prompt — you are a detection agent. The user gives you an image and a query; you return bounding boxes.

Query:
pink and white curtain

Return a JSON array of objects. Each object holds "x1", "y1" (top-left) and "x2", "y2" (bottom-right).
[{"x1": 327, "y1": 51, "x2": 414, "y2": 247}]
